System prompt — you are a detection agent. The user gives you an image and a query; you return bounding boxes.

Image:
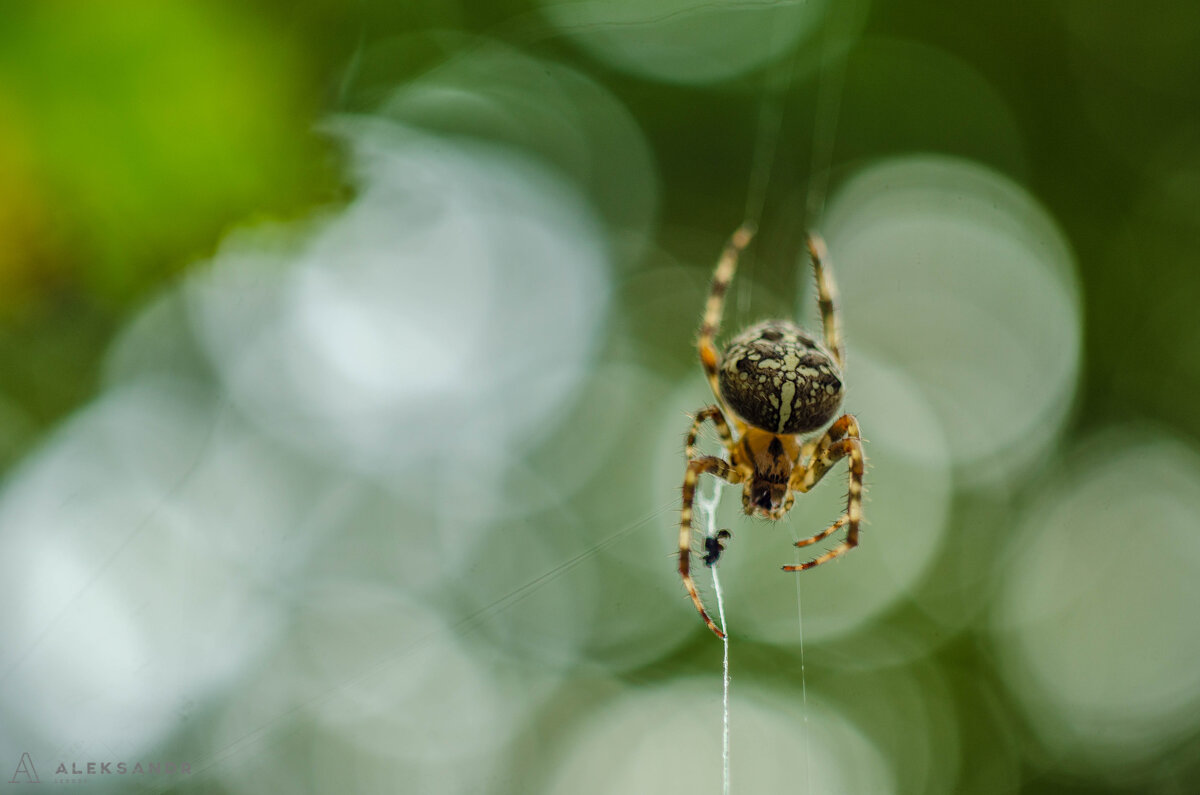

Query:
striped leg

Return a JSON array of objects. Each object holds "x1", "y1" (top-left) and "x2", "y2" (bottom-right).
[
  {"x1": 685, "y1": 405, "x2": 737, "y2": 460},
  {"x1": 782, "y1": 415, "x2": 865, "y2": 571},
  {"x1": 679, "y1": 455, "x2": 743, "y2": 638},
  {"x1": 791, "y1": 515, "x2": 848, "y2": 549},
  {"x1": 787, "y1": 414, "x2": 858, "y2": 498},
  {"x1": 698, "y1": 224, "x2": 756, "y2": 408},
  {"x1": 806, "y1": 233, "x2": 844, "y2": 370}
]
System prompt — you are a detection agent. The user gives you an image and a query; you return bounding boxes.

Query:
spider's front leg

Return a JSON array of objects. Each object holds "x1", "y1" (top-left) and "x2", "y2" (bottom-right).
[
  {"x1": 679, "y1": 453, "x2": 743, "y2": 638},
  {"x1": 806, "y1": 232, "x2": 845, "y2": 370},
  {"x1": 782, "y1": 414, "x2": 865, "y2": 571},
  {"x1": 698, "y1": 223, "x2": 755, "y2": 412}
]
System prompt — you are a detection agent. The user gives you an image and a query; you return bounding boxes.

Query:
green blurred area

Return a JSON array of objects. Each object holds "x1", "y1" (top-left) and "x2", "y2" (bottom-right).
[
  {"x1": 0, "y1": 0, "x2": 334, "y2": 445},
  {"x1": 3, "y1": 1, "x2": 1200, "y2": 792}
]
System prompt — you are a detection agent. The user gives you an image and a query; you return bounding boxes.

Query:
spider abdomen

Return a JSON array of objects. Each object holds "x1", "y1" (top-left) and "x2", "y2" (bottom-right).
[{"x1": 718, "y1": 320, "x2": 843, "y2": 434}]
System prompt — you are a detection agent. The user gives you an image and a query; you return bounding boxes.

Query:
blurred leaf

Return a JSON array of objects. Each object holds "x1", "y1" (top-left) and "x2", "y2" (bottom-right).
[{"x1": 0, "y1": 0, "x2": 332, "y2": 308}]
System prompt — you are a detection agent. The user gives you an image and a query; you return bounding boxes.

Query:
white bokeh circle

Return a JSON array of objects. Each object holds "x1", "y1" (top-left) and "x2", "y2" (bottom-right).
[
  {"x1": 544, "y1": 679, "x2": 895, "y2": 794},
  {"x1": 823, "y1": 155, "x2": 1082, "y2": 483},
  {"x1": 210, "y1": 591, "x2": 541, "y2": 795},
  {"x1": 992, "y1": 428, "x2": 1200, "y2": 772},
  {"x1": 0, "y1": 380, "x2": 303, "y2": 757},
  {"x1": 190, "y1": 120, "x2": 610, "y2": 483},
  {"x1": 538, "y1": 0, "x2": 831, "y2": 85}
]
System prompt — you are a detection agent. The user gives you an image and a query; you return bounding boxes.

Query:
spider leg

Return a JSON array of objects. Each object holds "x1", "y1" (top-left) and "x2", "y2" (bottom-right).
[
  {"x1": 799, "y1": 412, "x2": 857, "y2": 473},
  {"x1": 806, "y1": 232, "x2": 845, "y2": 370},
  {"x1": 698, "y1": 224, "x2": 756, "y2": 420},
  {"x1": 791, "y1": 515, "x2": 849, "y2": 548},
  {"x1": 679, "y1": 454, "x2": 744, "y2": 639},
  {"x1": 685, "y1": 405, "x2": 737, "y2": 461},
  {"x1": 782, "y1": 414, "x2": 865, "y2": 571}
]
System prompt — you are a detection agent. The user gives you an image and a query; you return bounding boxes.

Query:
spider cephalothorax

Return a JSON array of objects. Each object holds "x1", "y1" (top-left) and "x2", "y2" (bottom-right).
[{"x1": 678, "y1": 225, "x2": 866, "y2": 638}]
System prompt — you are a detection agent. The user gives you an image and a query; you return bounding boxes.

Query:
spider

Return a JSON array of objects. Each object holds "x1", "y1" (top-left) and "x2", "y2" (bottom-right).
[{"x1": 679, "y1": 224, "x2": 865, "y2": 638}]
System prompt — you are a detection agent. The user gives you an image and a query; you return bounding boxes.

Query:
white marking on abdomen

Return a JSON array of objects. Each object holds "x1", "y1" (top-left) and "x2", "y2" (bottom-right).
[{"x1": 778, "y1": 381, "x2": 796, "y2": 431}]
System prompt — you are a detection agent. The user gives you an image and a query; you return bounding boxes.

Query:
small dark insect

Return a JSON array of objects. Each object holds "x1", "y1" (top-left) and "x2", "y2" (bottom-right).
[
  {"x1": 679, "y1": 225, "x2": 865, "y2": 638},
  {"x1": 702, "y1": 529, "x2": 732, "y2": 567}
]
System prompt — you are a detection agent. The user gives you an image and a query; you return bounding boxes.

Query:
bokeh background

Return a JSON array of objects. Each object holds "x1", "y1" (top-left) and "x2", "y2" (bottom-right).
[{"x1": 2, "y1": 1, "x2": 1200, "y2": 793}]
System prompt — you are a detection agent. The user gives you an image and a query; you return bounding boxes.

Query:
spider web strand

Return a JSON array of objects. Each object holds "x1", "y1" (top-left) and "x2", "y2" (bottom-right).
[{"x1": 697, "y1": 482, "x2": 731, "y2": 795}]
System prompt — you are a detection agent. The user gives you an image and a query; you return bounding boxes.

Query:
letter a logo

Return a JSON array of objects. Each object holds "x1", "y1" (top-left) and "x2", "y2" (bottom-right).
[{"x1": 9, "y1": 752, "x2": 40, "y2": 783}]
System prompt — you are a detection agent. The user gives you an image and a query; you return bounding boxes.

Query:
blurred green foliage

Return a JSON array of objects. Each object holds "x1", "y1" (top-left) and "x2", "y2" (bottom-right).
[{"x1": 0, "y1": 0, "x2": 335, "y2": 451}]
